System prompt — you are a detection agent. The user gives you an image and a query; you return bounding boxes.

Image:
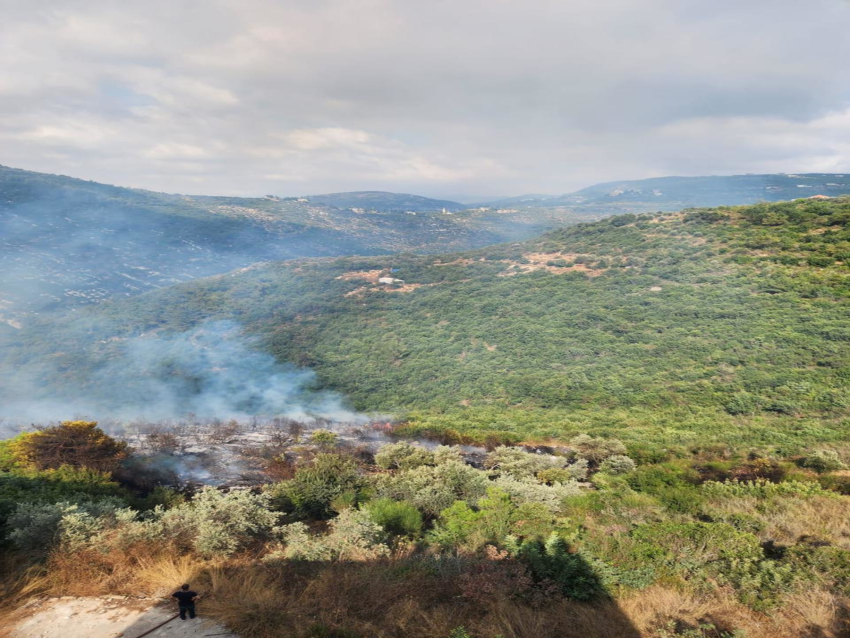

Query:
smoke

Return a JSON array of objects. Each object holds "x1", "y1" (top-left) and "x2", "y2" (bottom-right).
[{"x1": 0, "y1": 320, "x2": 366, "y2": 425}]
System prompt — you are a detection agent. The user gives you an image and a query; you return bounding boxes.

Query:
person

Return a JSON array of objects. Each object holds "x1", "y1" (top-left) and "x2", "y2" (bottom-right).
[{"x1": 172, "y1": 584, "x2": 199, "y2": 620}]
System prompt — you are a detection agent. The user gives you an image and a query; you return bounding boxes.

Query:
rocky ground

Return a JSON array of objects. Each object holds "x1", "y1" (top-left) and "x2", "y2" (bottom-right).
[{"x1": 2, "y1": 597, "x2": 236, "y2": 638}]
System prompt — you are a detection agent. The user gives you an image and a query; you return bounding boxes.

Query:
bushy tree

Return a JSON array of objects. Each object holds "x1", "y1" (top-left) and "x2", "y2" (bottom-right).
[
  {"x1": 537, "y1": 460, "x2": 588, "y2": 483},
  {"x1": 268, "y1": 454, "x2": 364, "y2": 519},
  {"x1": 10, "y1": 421, "x2": 128, "y2": 472},
  {"x1": 161, "y1": 487, "x2": 279, "y2": 557}
]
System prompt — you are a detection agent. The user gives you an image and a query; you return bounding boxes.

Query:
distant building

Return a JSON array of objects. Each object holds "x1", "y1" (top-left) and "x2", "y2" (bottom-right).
[{"x1": 378, "y1": 277, "x2": 404, "y2": 285}]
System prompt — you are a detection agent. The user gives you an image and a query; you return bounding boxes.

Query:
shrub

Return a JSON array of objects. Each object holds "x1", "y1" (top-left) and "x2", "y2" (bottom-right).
[
  {"x1": 429, "y1": 501, "x2": 482, "y2": 548},
  {"x1": 432, "y1": 445, "x2": 464, "y2": 465},
  {"x1": 508, "y1": 533, "x2": 606, "y2": 601},
  {"x1": 569, "y1": 434, "x2": 626, "y2": 465},
  {"x1": 364, "y1": 498, "x2": 422, "y2": 537},
  {"x1": 6, "y1": 497, "x2": 130, "y2": 553},
  {"x1": 269, "y1": 454, "x2": 364, "y2": 519},
  {"x1": 807, "y1": 254, "x2": 835, "y2": 267},
  {"x1": 510, "y1": 501, "x2": 556, "y2": 540},
  {"x1": 161, "y1": 487, "x2": 279, "y2": 557},
  {"x1": 374, "y1": 441, "x2": 434, "y2": 470},
  {"x1": 599, "y1": 455, "x2": 637, "y2": 475},
  {"x1": 372, "y1": 460, "x2": 488, "y2": 516},
  {"x1": 492, "y1": 475, "x2": 580, "y2": 512},
  {"x1": 800, "y1": 449, "x2": 846, "y2": 473},
  {"x1": 786, "y1": 543, "x2": 850, "y2": 595},
  {"x1": 702, "y1": 479, "x2": 832, "y2": 499},
  {"x1": 630, "y1": 521, "x2": 797, "y2": 609},
  {"x1": 537, "y1": 460, "x2": 588, "y2": 483},
  {"x1": 484, "y1": 446, "x2": 566, "y2": 479},
  {"x1": 10, "y1": 421, "x2": 128, "y2": 472},
  {"x1": 310, "y1": 430, "x2": 340, "y2": 448},
  {"x1": 277, "y1": 508, "x2": 390, "y2": 561}
]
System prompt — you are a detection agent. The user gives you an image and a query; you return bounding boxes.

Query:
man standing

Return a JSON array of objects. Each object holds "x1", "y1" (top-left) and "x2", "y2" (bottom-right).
[{"x1": 172, "y1": 584, "x2": 199, "y2": 620}]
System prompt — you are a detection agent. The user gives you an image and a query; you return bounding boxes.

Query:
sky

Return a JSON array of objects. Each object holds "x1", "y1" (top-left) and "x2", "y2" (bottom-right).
[{"x1": 2, "y1": 0, "x2": 850, "y2": 200}]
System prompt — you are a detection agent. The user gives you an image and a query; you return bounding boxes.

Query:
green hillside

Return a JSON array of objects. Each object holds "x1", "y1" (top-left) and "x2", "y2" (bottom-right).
[{"x1": 4, "y1": 197, "x2": 850, "y2": 449}]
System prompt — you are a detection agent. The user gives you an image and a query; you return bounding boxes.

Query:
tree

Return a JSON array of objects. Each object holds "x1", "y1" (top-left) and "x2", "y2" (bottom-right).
[{"x1": 11, "y1": 421, "x2": 128, "y2": 472}]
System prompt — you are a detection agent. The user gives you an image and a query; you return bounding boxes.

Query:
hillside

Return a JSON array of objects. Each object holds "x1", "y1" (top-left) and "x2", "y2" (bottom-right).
[
  {"x1": 3, "y1": 199, "x2": 850, "y2": 638},
  {"x1": 0, "y1": 166, "x2": 592, "y2": 326},
  {"x1": 3, "y1": 196, "x2": 850, "y2": 449}
]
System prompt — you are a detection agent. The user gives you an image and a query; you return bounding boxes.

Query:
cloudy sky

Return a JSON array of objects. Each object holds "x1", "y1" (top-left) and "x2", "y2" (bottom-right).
[{"x1": 2, "y1": 0, "x2": 850, "y2": 199}]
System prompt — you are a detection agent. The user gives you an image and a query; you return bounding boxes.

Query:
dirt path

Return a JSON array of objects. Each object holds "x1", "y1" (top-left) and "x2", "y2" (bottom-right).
[{"x1": 3, "y1": 597, "x2": 237, "y2": 638}]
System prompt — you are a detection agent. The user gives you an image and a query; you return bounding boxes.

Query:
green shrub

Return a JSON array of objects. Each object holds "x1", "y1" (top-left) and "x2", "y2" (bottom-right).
[
  {"x1": 161, "y1": 487, "x2": 279, "y2": 557},
  {"x1": 269, "y1": 454, "x2": 364, "y2": 519},
  {"x1": 374, "y1": 441, "x2": 434, "y2": 470},
  {"x1": 786, "y1": 543, "x2": 850, "y2": 595},
  {"x1": 276, "y1": 508, "x2": 389, "y2": 561},
  {"x1": 509, "y1": 533, "x2": 607, "y2": 601},
  {"x1": 6, "y1": 496, "x2": 130, "y2": 553},
  {"x1": 310, "y1": 429, "x2": 340, "y2": 448},
  {"x1": 538, "y1": 460, "x2": 588, "y2": 483},
  {"x1": 630, "y1": 521, "x2": 796, "y2": 609},
  {"x1": 800, "y1": 449, "x2": 846, "y2": 473},
  {"x1": 364, "y1": 498, "x2": 422, "y2": 537},
  {"x1": 372, "y1": 460, "x2": 488, "y2": 516},
  {"x1": 492, "y1": 475, "x2": 580, "y2": 512},
  {"x1": 702, "y1": 479, "x2": 832, "y2": 499},
  {"x1": 484, "y1": 446, "x2": 566, "y2": 478},
  {"x1": 428, "y1": 501, "x2": 481, "y2": 548},
  {"x1": 569, "y1": 434, "x2": 627, "y2": 465},
  {"x1": 599, "y1": 455, "x2": 637, "y2": 475},
  {"x1": 510, "y1": 501, "x2": 556, "y2": 540}
]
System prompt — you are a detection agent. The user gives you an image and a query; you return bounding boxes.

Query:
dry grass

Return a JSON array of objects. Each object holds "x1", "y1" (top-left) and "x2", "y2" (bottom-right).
[
  {"x1": 620, "y1": 585, "x2": 850, "y2": 638},
  {"x1": 3, "y1": 549, "x2": 849, "y2": 638},
  {"x1": 707, "y1": 495, "x2": 850, "y2": 548}
]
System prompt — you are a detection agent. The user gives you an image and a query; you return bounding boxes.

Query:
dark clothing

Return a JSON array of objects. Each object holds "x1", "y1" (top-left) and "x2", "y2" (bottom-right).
[
  {"x1": 173, "y1": 590, "x2": 198, "y2": 604},
  {"x1": 177, "y1": 603, "x2": 196, "y2": 620},
  {"x1": 172, "y1": 590, "x2": 198, "y2": 620}
]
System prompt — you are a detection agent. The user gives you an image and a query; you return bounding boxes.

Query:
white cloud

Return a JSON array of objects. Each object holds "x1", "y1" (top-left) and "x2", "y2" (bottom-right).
[{"x1": 0, "y1": 0, "x2": 849, "y2": 197}]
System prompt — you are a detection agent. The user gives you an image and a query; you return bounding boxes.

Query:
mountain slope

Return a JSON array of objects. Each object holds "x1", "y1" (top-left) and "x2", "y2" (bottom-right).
[
  {"x1": 4, "y1": 197, "x2": 850, "y2": 447},
  {"x1": 0, "y1": 166, "x2": 591, "y2": 325}
]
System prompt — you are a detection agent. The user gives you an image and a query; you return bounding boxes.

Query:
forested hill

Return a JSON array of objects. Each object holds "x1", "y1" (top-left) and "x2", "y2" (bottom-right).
[
  {"x1": 0, "y1": 166, "x2": 591, "y2": 326},
  {"x1": 4, "y1": 197, "x2": 850, "y2": 449}
]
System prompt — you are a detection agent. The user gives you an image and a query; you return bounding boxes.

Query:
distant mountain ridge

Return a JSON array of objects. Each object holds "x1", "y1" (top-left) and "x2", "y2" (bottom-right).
[
  {"x1": 478, "y1": 173, "x2": 850, "y2": 209},
  {"x1": 303, "y1": 191, "x2": 463, "y2": 212}
]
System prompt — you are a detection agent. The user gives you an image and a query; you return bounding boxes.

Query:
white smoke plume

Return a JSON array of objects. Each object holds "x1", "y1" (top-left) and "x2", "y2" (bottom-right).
[{"x1": 0, "y1": 320, "x2": 365, "y2": 425}]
